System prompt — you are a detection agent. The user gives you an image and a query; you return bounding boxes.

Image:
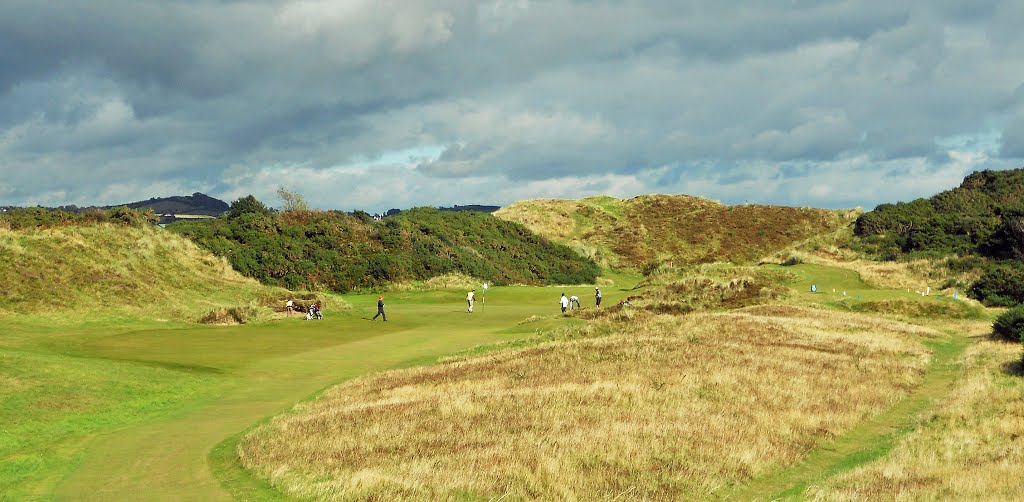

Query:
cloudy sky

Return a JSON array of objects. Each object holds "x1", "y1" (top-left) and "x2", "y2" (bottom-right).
[{"x1": 2, "y1": 1, "x2": 1023, "y2": 212}]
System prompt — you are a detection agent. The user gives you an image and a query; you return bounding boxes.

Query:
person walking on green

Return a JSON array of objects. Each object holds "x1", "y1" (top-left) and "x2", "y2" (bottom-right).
[
  {"x1": 595, "y1": 287, "x2": 602, "y2": 307},
  {"x1": 559, "y1": 293, "x2": 569, "y2": 314},
  {"x1": 372, "y1": 294, "x2": 387, "y2": 321},
  {"x1": 467, "y1": 289, "x2": 476, "y2": 313}
]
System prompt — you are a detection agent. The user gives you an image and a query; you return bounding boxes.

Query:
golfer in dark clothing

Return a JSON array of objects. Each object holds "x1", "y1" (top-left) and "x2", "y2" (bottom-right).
[
  {"x1": 595, "y1": 287, "x2": 602, "y2": 307},
  {"x1": 372, "y1": 295, "x2": 387, "y2": 321}
]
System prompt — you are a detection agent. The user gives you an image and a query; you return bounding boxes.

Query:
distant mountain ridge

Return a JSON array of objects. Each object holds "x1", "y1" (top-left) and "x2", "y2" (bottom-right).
[{"x1": 112, "y1": 192, "x2": 229, "y2": 216}]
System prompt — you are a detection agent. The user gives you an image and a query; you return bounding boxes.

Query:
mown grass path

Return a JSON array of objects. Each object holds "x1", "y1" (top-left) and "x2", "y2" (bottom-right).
[
  {"x1": 719, "y1": 322, "x2": 974, "y2": 500},
  {"x1": 55, "y1": 326, "x2": 491, "y2": 500},
  {"x1": 45, "y1": 286, "x2": 610, "y2": 501}
]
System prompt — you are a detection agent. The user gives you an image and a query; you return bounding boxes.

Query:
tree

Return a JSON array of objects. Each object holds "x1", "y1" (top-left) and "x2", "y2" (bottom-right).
[
  {"x1": 277, "y1": 187, "x2": 310, "y2": 213},
  {"x1": 229, "y1": 195, "x2": 272, "y2": 219}
]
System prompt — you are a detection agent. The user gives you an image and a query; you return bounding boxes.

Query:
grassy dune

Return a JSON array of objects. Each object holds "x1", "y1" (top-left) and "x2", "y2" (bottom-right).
[
  {"x1": 494, "y1": 195, "x2": 855, "y2": 268},
  {"x1": 0, "y1": 224, "x2": 287, "y2": 321},
  {"x1": 238, "y1": 305, "x2": 935, "y2": 500}
]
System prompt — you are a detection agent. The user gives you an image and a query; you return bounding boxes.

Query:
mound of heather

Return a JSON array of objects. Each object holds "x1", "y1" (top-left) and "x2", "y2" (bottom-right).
[{"x1": 495, "y1": 195, "x2": 852, "y2": 268}]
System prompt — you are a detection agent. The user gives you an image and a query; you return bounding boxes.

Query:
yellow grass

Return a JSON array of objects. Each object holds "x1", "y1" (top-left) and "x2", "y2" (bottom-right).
[
  {"x1": 385, "y1": 273, "x2": 484, "y2": 292},
  {"x1": 0, "y1": 224, "x2": 310, "y2": 320},
  {"x1": 805, "y1": 332, "x2": 1024, "y2": 501},
  {"x1": 239, "y1": 305, "x2": 934, "y2": 500},
  {"x1": 495, "y1": 195, "x2": 852, "y2": 269}
]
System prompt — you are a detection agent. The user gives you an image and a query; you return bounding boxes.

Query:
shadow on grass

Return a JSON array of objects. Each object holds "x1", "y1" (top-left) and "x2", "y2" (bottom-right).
[{"x1": 1002, "y1": 358, "x2": 1024, "y2": 377}]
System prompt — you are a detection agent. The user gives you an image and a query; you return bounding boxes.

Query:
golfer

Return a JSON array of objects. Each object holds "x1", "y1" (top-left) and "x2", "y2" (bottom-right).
[
  {"x1": 595, "y1": 287, "x2": 602, "y2": 307},
  {"x1": 569, "y1": 295, "x2": 581, "y2": 310},
  {"x1": 372, "y1": 295, "x2": 387, "y2": 321},
  {"x1": 560, "y1": 293, "x2": 569, "y2": 313},
  {"x1": 467, "y1": 289, "x2": 475, "y2": 313}
]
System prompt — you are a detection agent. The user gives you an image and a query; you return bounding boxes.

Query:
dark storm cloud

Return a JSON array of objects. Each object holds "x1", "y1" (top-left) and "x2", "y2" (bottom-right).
[{"x1": 1, "y1": 0, "x2": 1023, "y2": 210}]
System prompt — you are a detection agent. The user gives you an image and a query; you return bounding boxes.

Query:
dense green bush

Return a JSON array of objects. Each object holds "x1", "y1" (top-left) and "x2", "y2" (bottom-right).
[
  {"x1": 169, "y1": 201, "x2": 599, "y2": 292},
  {"x1": 853, "y1": 168, "x2": 1024, "y2": 306},
  {"x1": 854, "y1": 169, "x2": 1024, "y2": 258},
  {"x1": 0, "y1": 207, "x2": 158, "y2": 229},
  {"x1": 993, "y1": 305, "x2": 1024, "y2": 342},
  {"x1": 968, "y1": 266, "x2": 1024, "y2": 307}
]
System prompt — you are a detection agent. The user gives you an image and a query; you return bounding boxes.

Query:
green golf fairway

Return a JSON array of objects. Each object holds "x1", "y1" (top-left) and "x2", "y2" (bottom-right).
[
  {"x1": 768, "y1": 263, "x2": 965, "y2": 303},
  {"x1": 1, "y1": 264, "x2": 982, "y2": 500},
  {"x1": 1, "y1": 283, "x2": 628, "y2": 501}
]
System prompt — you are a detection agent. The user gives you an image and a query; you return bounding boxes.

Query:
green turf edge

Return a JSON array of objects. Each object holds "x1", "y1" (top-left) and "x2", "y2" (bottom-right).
[
  {"x1": 209, "y1": 428, "x2": 288, "y2": 502},
  {"x1": 207, "y1": 316, "x2": 608, "y2": 501}
]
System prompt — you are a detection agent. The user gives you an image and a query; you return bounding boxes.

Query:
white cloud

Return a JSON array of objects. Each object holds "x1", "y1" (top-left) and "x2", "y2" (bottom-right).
[{"x1": 1, "y1": 0, "x2": 1022, "y2": 210}]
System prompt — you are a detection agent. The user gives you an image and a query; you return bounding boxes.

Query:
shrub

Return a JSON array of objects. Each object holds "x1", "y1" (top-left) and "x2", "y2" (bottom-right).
[
  {"x1": 946, "y1": 255, "x2": 985, "y2": 274},
  {"x1": 781, "y1": 255, "x2": 803, "y2": 266},
  {"x1": 106, "y1": 206, "x2": 159, "y2": 227},
  {"x1": 993, "y1": 305, "x2": 1024, "y2": 342},
  {"x1": 0, "y1": 207, "x2": 158, "y2": 230},
  {"x1": 969, "y1": 265, "x2": 1024, "y2": 307},
  {"x1": 940, "y1": 277, "x2": 966, "y2": 291}
]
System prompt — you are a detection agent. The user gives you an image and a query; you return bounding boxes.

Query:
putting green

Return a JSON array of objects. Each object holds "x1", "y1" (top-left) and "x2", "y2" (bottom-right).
[{"x1": 2, "y1": 283, "x2": 629, "y2": 501}]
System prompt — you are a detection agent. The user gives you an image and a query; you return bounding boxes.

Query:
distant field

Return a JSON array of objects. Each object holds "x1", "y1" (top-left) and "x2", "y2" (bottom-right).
[{"x1": 495, "y1": 194, "x2": 855, "y2": 268}]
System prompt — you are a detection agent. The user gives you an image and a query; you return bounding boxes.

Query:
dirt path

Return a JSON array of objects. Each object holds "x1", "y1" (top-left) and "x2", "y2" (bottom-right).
[{"x1": 719, "y1": 330, "x2": 973, "y2": 501}]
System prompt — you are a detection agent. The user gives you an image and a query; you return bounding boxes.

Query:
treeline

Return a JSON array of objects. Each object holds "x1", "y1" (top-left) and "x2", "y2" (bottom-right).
[
  {"x1": 167, "y1": 196, "x2": 599, "y2": 292},
  {"x1": 0, "y1": 206, "x2": 159, "y2": 230},
  {"x1": 853, "y1": 168, "x2": 1024, "y2": 306}
]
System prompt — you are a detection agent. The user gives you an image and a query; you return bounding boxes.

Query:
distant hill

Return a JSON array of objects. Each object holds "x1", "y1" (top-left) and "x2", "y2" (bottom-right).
[
  {"x1": 168, "y1": 206, "x2": 598, "y2": 293},
  {"x1": 495, "y1": 195, "x2": 853, "y2": 268},
  {"x1": 2, "y1": 193, "x2": 230, "y2": 225},
  {"x1": 438, "y1": 204, "x2": 500, "y2": 213},
  {"x1": 111, "y1": 192, "x2": 228, "y2": 217},
  {"x1": 383, "y1": 204, "x2": 500, "y2": 217}
]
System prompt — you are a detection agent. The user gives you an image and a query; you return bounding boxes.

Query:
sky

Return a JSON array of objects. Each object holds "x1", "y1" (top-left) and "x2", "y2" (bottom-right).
[{"x1": 1, "y1": 0, "x2": 1023, "y2": 213}]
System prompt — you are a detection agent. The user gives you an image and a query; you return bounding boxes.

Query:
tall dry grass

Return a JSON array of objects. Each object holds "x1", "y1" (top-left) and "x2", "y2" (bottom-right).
[
  {"x1": 805, "y1": 334, "x2": 1024, "y2": 501},
  {"x1": 0, "y1": 223, "x2": 303, "y2": 320},
  {"x1": 239, "y1": 305, "x2": 934, "y2": 500},
  {"x1": 581, "y1": 266, "x2": 792, "y2": 319},
  {"x1": 385, "y1": 273, "x2": 484, "y2": 292}
]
